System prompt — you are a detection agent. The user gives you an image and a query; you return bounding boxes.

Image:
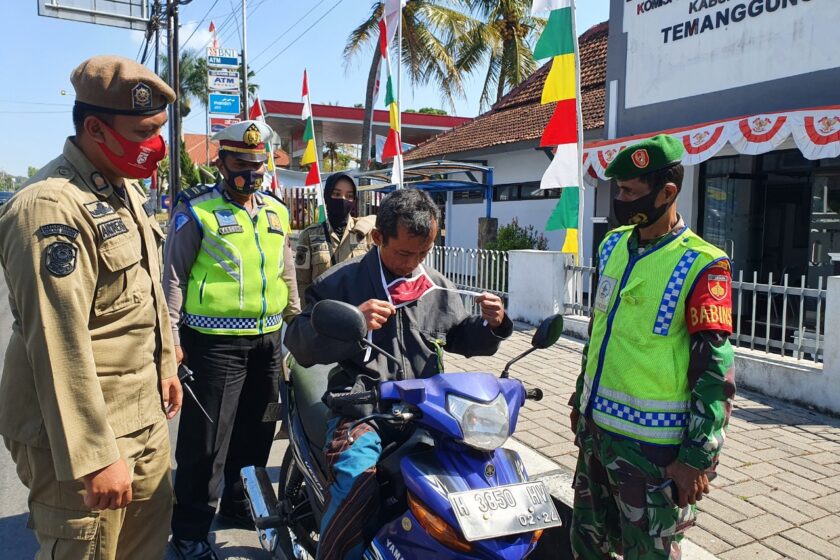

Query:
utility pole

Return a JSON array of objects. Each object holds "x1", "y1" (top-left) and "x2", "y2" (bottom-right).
[
  {"x1": 167, "y1": 0, "x2": 181, "y2": 205},
  {"x1": 241, "y1": 0, "x2": 248, "y2": 118}
]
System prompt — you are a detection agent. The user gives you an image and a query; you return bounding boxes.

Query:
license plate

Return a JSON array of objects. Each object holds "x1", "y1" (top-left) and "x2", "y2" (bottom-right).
[{"x1": 447, "y1": 481, "x2": 561, "y2": 541}]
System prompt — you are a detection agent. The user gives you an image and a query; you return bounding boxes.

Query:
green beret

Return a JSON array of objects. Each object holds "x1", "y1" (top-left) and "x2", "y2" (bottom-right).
[
  {"x1": 605, "y1": 134, "x2": 685, "y2": 181},
  {"x1": 71, "y1": 55, "x2": 176, "y2": 116}
]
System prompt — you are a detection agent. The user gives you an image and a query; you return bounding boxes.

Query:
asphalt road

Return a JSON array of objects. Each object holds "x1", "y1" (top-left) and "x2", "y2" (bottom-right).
[{"x1": 0, "y1": 270, "x2": 285, "y2": 559}]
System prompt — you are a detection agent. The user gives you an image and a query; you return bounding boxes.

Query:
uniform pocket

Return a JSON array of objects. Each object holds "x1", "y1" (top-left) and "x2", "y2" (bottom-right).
[
  {"x1": 94, "y1": 238, "x2": 142, "y2": 316},
  {"x1": 30, "y1": 501, "x2": 100, "y2": 541},
  {"x1": 645, "y1": 482, "x2": 696, "y2": 537}
]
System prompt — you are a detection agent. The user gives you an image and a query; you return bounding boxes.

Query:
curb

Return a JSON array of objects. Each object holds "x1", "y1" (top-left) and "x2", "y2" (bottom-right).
[{"x1": 505, "y1": 439, "x2": 719, "y2": 560}]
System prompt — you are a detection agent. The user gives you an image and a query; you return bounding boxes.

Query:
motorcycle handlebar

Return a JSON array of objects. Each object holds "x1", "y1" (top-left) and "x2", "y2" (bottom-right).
[
  {"x1": 525, "y1": 387, "x2": 544, "y2": 401},
  {"x1": 326, "y1": 390, "x2": 378, "y2": 409}
]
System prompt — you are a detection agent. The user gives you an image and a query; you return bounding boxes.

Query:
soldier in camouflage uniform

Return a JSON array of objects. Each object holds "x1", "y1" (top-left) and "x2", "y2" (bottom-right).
[
  {"x1": 569, "y1": 136, "x2": 736, "y2": 559},
  {"x1": 295, "y1": 173, "x2": 375, "y2": 297}
]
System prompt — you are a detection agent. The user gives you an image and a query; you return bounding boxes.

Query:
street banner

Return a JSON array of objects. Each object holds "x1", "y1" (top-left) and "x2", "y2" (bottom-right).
[{"x1": 210, "y1": 117, "x2": 240, "y2": 133}]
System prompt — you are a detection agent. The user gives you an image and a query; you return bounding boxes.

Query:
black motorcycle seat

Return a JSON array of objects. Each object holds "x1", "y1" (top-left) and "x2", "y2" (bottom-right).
[{"x1": 290, "y1": 361, "x2": 333, "y2": 453}]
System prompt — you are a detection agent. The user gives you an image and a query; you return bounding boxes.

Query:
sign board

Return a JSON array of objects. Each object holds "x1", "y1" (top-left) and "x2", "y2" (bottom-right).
[
  {"x1": 208, "y1": 55, "x2": 240, "y2": 69},
  {"x1": 210, "y1": 117, "x2": 241, "y2": 133},
  {"x1": 209, "y1": 93, "x2": 241, "y2": 115},
  {"x1": 208, "y1": 70, "x2": 240, "y2": 92},
  {"x1": 38, "y1": 0, "x2": 149, "y2": 31},
  {"x1": 622, "y1": 0, "x2": 840, "y2": 109}
]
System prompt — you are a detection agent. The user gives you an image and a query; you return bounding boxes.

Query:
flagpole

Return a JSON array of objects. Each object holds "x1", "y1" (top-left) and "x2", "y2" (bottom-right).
[
  {"x1": 571, "y1": 0, "x2": 585, "y2": 265},
  {"x1": 396, "y1": 2, "x2": 404, "y2": 189}
]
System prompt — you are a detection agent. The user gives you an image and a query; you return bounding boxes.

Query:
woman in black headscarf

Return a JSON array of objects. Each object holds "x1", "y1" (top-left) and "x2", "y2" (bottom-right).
[{"x1": 294, "y1": 173, "x2": 375, "y2": 297}]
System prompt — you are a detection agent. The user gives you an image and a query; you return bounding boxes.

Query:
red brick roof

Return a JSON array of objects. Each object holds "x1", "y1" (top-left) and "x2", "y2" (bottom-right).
[
  {"x1": 182, "y1": 133, "x2": 290, "y2": 167},
  {"x1": 405, "y1": 22, "x2": 608, "y2": 161}
]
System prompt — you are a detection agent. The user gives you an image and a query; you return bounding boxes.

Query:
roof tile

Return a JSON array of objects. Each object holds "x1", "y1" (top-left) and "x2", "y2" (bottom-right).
[{"x1": 406, "y1": 22, "x2": 608, "y2": 161}]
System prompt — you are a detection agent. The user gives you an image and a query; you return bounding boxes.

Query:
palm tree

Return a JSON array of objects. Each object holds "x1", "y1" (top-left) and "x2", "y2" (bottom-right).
[
  {"x1": 457, "y1": 0, "x2": 544, "y2": 111},
  {"x1": 343, "y1": 1, "x2": 476, "y2": 171}
]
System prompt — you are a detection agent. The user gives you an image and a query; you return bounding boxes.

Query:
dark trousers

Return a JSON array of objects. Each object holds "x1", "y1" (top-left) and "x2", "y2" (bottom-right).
[{"x1": 171, "y1": 327, "x2": 283, "y2": 540}]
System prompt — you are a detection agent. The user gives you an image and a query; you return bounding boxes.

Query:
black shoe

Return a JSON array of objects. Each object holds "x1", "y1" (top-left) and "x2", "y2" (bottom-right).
[
  {"x1": 218, "y1": 501, "x2": 254, "y2": 529},
  {"x1": 170, "y1": 538, "x2": 220, "y2": 560}
]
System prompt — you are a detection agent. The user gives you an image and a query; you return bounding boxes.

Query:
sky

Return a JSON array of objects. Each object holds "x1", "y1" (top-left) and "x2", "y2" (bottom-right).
[{"x1": 0, "y1": 1, "x2": 610, "y2": 177}]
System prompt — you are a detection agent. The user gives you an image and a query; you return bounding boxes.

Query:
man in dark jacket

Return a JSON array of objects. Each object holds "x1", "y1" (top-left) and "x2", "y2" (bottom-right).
[{"x1": 285, "y1": 188, "x2": 513, "y2": 560}]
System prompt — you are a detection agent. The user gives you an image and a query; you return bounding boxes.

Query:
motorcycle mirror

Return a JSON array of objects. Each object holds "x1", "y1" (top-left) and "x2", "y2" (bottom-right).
[
  {"x1": 531, "y1": 314, "x2": 564, "y2": 349},
  {"x1": 501, "y1": 314, "x2": 564, "y2": 378},
  {"x1": 311, "y1": 300, "x2": 368, "y2": 343}
]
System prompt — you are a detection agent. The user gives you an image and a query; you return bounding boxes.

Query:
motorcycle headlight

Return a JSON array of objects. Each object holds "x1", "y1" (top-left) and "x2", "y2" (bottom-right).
[{"x1": 446, "y1": 393, "x2": 510, "y2": 451}]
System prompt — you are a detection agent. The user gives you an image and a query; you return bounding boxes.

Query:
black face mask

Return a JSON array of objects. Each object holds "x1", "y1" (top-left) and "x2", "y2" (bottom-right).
[
  {"x1": 613, "y1": 188, "x2": 672, "y2": 228},
  {"x1": 326, "y1": 197, "x2": 354, "y2": 229},
  {"x1": 222, "y1": 163, "x2": 263, "y2": 195}
]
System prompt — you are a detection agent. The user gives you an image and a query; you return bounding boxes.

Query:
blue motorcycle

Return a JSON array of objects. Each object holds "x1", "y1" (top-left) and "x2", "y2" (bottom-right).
[{"x1": 241, "y1": 300, "x2": 564, "y2": 559}]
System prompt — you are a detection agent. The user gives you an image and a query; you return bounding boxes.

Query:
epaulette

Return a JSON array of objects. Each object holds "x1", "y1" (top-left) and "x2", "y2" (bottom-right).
[{"x1": 177, "y1": 184, "x2": 215, "y2": 205}]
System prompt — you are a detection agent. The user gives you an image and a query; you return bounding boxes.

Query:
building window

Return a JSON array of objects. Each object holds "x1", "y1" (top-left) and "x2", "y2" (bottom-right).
[
  {"x1": 453, "y1": 189, "x2": 484, "y2": 204},
  {"x1": 492, "y1": 182, "x2": 561, "y2": 201}
]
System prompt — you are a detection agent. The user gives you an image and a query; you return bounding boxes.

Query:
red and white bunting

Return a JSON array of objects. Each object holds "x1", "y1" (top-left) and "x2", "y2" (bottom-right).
[
  {"x1": 729, "y1": 114, "x2": 790, "y2": 156},
  {"x1": 581, "y1": 106, "x2": 840, "y2": 181},
  {"x1": 790, "y1": 110, "x2": 840, "y2": 160},
  {"x1": 678, "y1": 122, "x2": 733, "y2": 166}
]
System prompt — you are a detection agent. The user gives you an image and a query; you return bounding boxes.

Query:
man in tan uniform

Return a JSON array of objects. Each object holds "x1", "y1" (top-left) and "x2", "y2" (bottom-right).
[
  {"x1": 295, "y1": 173, "x2": 375, "y2": 297},
  {"x1": 0, "y1": 55, "x2": 182, "y2": 560}
]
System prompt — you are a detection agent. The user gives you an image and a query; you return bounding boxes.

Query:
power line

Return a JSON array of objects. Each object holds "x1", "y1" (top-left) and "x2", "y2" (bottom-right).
[
  {"x1": 255, "y1": 0, "x2": 347, "y2": 74},
  {"x1": 251, "y1": 0, "x2": 328, "y2": 63},
  {"x1": 0, "y1": 110, "x2": 72, "y2": 115},
  {"x1": 227, "y1": 0, "x2": 242, "y2": 48},
  {"x1": 181, "y1": 0, "x2": 222, "y2": 49},
  {"x1": 0, "y1": 99, "x2": 73, "y2": 107}
]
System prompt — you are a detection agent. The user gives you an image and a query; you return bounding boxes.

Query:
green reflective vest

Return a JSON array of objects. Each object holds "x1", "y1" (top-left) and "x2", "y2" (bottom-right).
[
  {"x1": 183, "y1": 187, "x2": 291, "y2": 336},
  {"x1": 580, "y1": 225, "x2": 728, "y2": 446}
]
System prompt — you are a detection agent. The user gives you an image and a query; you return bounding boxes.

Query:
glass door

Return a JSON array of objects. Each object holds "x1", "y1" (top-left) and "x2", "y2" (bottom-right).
[{"x1": 809, "y1": 173, "x2": 840, "y2": 287}]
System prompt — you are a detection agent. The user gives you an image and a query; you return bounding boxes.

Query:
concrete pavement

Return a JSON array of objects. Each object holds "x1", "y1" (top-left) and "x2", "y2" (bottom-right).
[
  {"x1": 2, "y1": 259, "x2": 839, "y2": 558},
  {"x1": 446, "y1": 329, "x2": 840, "y2": 560}
]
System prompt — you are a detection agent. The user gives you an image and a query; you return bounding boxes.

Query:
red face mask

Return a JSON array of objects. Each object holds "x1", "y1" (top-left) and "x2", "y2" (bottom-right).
[{"x1": 97, "y1": 120, "x2": 166, "y2": 179}]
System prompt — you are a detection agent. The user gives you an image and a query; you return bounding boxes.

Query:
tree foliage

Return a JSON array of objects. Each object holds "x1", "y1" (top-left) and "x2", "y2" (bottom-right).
[{"x1": 486, "y1": 218, "x2": 549, "y2": 251}]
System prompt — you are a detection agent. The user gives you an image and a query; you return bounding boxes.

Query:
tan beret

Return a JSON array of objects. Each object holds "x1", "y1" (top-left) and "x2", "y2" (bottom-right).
[{"x1": 71, "y1": 55, "x2": 176, "y2": 116}]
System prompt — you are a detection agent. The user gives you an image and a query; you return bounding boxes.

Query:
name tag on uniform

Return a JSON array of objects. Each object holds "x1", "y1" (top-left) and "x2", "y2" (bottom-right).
[
  {"x1": 214, "y1": 209, "x2": 243, "y2": 235},
  {"x1": 594, "y1": 276, "x2": 618, "y2": 313},
  {"x1": 265, "y1": 211, "x2": 285, "y2": 235}
]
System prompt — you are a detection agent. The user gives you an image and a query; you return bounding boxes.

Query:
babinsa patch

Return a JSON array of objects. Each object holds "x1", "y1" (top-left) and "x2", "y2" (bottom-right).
[
  {"x1": 45, "y1": 241, "x2": 77, "y2": 277},
  {"x1": 214, "y1": 209, "x2": 243, "y2": 235},
  {"x1": 38, "y1": 224, "x2": 79, "y2": 240},
  {"x1": 85, "y1": 201, "x2": 116, "y2": 218},
  {"x1": 98, "y1": 218, "x2": 129, "y2": 241}
]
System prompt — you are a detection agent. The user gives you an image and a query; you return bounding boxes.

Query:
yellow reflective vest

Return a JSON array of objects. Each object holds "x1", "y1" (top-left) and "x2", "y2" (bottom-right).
[
  {"x1": 183, "y1": 187, "x2": 291, "y2": 335},
  {"x1": 580, "y1": 225, "x2": 728, "y2": 446}
]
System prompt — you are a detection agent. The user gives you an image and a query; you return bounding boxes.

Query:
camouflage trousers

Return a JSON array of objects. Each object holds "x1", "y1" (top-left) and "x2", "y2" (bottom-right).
[{"x1": 571, "y1": 420, "x2": 696, "y2": 560}]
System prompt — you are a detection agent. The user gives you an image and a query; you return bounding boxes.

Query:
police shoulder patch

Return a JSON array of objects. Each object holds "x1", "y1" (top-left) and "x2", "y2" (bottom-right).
[
  {"x1": 174, "y1": 213, "x2": 191, "y2": 233},
  {"x1": 295, "y1": 245, "x2": 310, "y2": 268},
  {"x1": 45, "y1": 241, "x2": 77, "y2": 277},
  {"x1": 98, "y1": 218, "x2": 129, "y2": 241},
  {"x1": 38, "y1": 224, "x2": 79, "y2": 240}
]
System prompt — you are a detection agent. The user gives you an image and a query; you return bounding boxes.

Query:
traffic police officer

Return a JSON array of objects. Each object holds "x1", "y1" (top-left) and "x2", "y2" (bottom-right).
[
  {"x1": 568, "y1": 136, "x2": 737, "y2": 559},
  {"x1": 295, "y1": 172, "x2": 375, "y2": 297},
  {"x1": 0, "y1": 55, "x2": 181, "y2": 559},
  {"x1": 164, "y1": 120, "x2": 300, "y2": 559}
]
